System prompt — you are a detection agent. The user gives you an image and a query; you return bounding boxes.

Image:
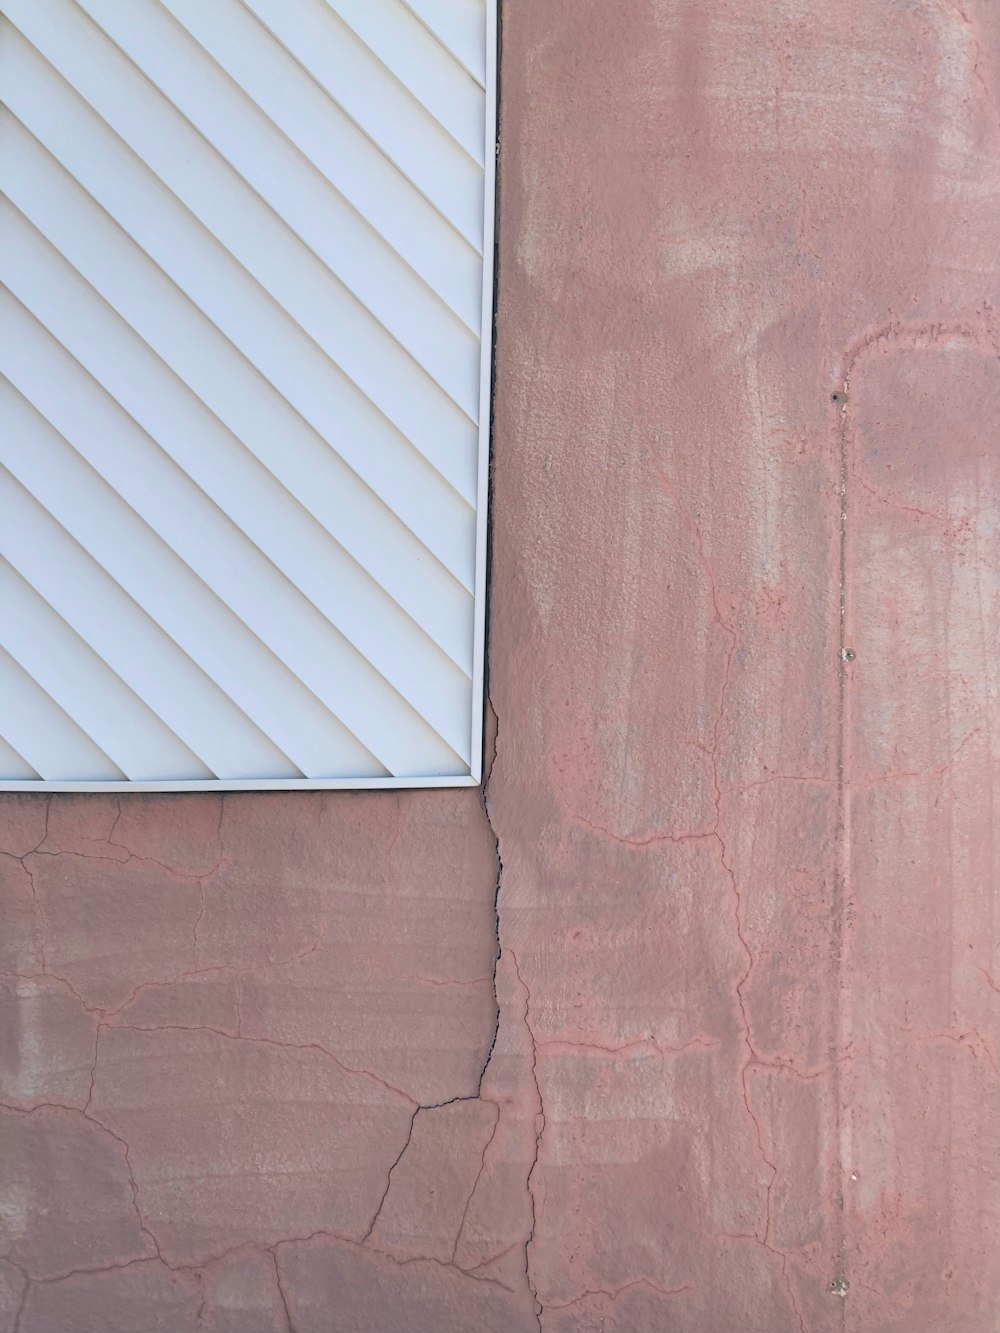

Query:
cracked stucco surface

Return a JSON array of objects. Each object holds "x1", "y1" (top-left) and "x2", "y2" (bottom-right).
[{"x1": 2, "y1": 0, "x2": 999, "y2": 1330}]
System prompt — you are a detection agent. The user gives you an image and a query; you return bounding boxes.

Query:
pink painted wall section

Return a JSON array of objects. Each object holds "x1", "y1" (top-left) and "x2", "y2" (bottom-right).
[
  {"x1": 2, "y1": 2, "x2": 998, "y2": 1331},
  {"x1": 489, "y1": 4, "x2": 999, "y2": 1331},
  {"x1": 1, "y1": 792, "x2": 510, "y2": 1331}
]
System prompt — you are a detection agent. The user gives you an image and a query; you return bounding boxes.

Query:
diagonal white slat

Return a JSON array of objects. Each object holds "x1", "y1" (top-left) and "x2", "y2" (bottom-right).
[
  {"x1": 0, "y1": 0, "x2": 495, "y2": 789},
  {"x1": 322, "y1": 0, "x2": 485, "y2": 160},
  {"x1": 0, "y1": 381, "x2": 386, "y2": 778},
  {"x1": 77, "y1": 0, "x2": 481, "y2": 417},
  {"x1": 159, "y1": 0, "x2": 482, "y2": 331},
  {"x1": 0, "y1": 734, "x2": 40, "y2": 783},
  {"x1": 0, "y1": 558, "x2": 213, "y2": 783},
  {"x1": 399, "y1": 0, "x2": 487, "y2": 86},
  {"x1": 241, "y1": 0, "x2": 484, "y2": 246},
  {"x1": 0, "y1": 302, "x2": 462, "y2": 777},
  {"x1": 2, "y1": 4, "x2": 481, "y2": 490},
  {"x1": 0, "y1": 220, "x2": 474, "y2": 754},
  {"x1": 0, "y1": 153, "x2": 478, "y2": 642},
  {"x1": 0, "y1": 460, "x2": 298, "y2": 782},
  {"x1": 0, "y1": 466, "x2": 292, "y2": 783},
  {"x1": 0, "y1": 648, "x2": 125, "y2": 783},
  {"x1": 0, "y1": 89, "x2": 478, "y2": 582}
]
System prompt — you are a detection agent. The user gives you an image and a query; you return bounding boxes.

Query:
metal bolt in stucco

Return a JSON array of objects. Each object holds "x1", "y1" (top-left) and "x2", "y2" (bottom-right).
[{"x1": 1, "y1": 1, "x2": 998, "y2": 1330}]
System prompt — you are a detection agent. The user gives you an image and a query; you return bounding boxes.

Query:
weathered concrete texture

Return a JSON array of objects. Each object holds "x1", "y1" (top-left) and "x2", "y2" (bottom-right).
[
  {"x1": 486, "y1": 1, "x2": 999, "y2": 1330},
  {"x1": 1, "y1": 1, "x2": 998, "y2": 1330},
  {"x1": 0, "y1": 792, "x2": 524, "y2": 1330}
]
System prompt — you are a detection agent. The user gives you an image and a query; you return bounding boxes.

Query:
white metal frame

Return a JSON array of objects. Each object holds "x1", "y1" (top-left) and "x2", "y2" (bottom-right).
[{"x1": 0, "y1": 0, "x2": 498, "y2": 794}]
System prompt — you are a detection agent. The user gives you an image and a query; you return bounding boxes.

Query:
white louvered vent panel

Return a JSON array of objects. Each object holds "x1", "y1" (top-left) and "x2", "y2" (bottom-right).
[{"x1": 0, "y1": 0, "x2": 495, "y2": 791}]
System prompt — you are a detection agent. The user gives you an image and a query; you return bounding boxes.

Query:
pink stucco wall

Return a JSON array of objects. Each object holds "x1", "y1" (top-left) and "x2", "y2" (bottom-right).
[{"x1": 2, "y1": 2, "x2": 998, "y2": 1330}]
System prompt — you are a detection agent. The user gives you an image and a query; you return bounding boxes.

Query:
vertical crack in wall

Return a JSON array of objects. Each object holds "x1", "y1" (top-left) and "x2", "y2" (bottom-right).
[
  {"x1": 480, "y1": 712, "x2": 543, "y2": 1328},
  {"x1": 360, "y1": 1108, "x2": 420, "y2": 1244},
  {"x1": 451, "y1": 1102, "x2": 501, "y2": 1264},
  {"x1": 269, "y1": 1247, "x2": 295, "y2": 1333},
  {"x1": 508, "y1": 948, "x2": 544, "y2": 1331},
  {"x1": 476, "y1": 744, "x2": 503, "y2": 1101}
]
